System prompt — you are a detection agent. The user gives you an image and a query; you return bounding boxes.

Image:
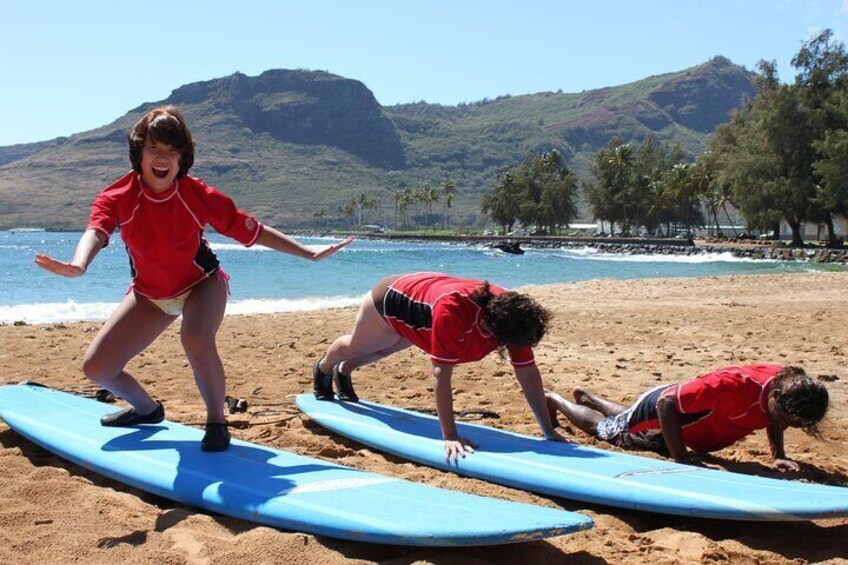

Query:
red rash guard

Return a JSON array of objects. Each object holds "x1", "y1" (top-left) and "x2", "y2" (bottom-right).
[
  {"x1": 655, "y1": 364, "x2": 781, "y2": 453},
  {"x1": 87, "y1": 172, "x2": 262, "y2": 299},
  {"x1": 379, "y1": 272, "x2": 535, "y2": 367}
]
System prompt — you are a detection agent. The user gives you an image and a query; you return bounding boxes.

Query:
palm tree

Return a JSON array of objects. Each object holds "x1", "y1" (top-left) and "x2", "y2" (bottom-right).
[
  {"x1": 353, "y1": 193, "x2": 377, "y2": 227},
  {"x1": 336, "y1": 202, "x2": 354, "y2": 227},
  {"x1": 440, "y1": 178, "x2": 456, "y2": 229},
  {"x1": 416, "y1": 185, "x2": 440, "y2": 229},
  {"x1": 664, "y1": 163, "x2": 703, "y2": 234},
  {"x1": 645, "y1": 179, "x2": 673, "y2": 236},
  {"x1": 608, "y1": 143, "x2": 635, "y2": 233},
  {"x1": 691, "y1": 161, "x2": 720, "y2": 236},
  {"x1": 398, "y1": 188, "x2": 415, "y2": 229},
  {"x1": 389, "y1": 190, "x2": 403, "y2": 229},
  {"x1": 482, "y1": 170, "x2": 521, "y2": 233}
]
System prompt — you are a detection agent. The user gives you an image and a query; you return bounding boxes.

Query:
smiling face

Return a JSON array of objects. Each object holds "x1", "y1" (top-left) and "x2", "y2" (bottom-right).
[
  {"x1": 128, "y1": 105, "x2": 195, "y2": 187},
  {"x1": 140, "y1": 140, "x2": 181, "y2": 193}
]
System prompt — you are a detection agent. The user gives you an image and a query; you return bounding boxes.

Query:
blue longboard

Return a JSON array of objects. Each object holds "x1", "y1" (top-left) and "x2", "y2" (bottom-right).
[
  {"x1": 296, "y1": 395, "x2": 848, "y2": 521},
  {"x1": 0, "y1": 384, "x2": 592, "y2": 546}
]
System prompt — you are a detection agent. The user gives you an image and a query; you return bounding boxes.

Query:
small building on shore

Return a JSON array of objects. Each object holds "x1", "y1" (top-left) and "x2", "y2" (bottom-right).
[{"x1": 780, "y1": 215, "x2": 847, "y2": 243}]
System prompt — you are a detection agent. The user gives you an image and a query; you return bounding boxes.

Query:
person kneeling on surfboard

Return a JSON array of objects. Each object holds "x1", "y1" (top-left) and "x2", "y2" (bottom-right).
[
  {"x1": 34, "y1": 106, "x2": 353, "y2": 452},
  {"x1": 545, "y1": 364, "x2": 828, "y2": 470},
  {"x1": 313, "y1": 272, "x2": 566, "y2": 462}
]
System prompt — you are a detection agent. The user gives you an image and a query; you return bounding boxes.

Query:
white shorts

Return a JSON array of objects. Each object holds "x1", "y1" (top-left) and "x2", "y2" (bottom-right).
[{"x1": 148, "y1": 289, "x2": 192, "y2": 316}]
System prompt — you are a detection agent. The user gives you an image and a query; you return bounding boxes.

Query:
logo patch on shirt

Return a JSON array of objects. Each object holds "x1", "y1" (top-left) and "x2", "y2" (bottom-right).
[{"x1": 244, "y1": 217, "x2": 257, "y2": 232}]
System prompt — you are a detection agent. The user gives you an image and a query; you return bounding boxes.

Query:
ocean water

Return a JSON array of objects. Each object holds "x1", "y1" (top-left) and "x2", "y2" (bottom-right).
[{"x1": 2, "y1": 231, "x2": 844, "y2": 324}]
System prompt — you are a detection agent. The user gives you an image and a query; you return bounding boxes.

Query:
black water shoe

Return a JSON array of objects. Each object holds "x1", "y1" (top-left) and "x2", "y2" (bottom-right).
[
  {"x1": 333, "y1": 366, "x2": 359, "y2": 402},
  {"x1": 201, "y1": 422, "x2": 231, "y2": 452},
  {"x1": 312, "y1": 359, "x2": 334, "y2": 400},
  {"x1": 101, "y1": 401, "x2": 165, "y2": 427}
]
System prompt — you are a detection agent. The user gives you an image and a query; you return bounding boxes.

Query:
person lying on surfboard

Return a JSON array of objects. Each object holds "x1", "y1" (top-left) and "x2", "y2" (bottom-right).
[
  {"x1": 312, "y1": 272, "x2": 566, "y2": 462},
  {"x1": 34, "y1": 105, "x2": 352, "y2": 452},
  {"x1": 545, "y1": 364, "x2": 829, "y2": 470}
]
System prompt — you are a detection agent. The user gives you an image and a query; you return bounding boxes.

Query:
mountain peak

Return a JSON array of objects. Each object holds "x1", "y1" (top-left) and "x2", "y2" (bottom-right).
[
  {"x1": 647, "y1": 57, "x2": 757, "y2": 132},
  {"x1": 145, "y1": 69, "x2": 406, "y2": 169}
]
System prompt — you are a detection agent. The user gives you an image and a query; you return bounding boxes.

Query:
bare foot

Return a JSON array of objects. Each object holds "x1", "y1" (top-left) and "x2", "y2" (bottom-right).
[
  {"x1": 573, "y1": 388, "x2": 627, "y2": 416},
  {"x1": 573, "y1": 388, "x2": 589, "y2": 405}
]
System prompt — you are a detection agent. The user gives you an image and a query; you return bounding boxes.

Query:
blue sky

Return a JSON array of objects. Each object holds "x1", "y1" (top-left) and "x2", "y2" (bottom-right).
[{"x1": 2, "y1": 0, "x2": 847, "y2": 146}]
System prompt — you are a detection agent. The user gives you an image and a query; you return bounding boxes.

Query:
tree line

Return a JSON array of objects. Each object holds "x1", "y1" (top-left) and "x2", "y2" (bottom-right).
[
  {"x1": 319, "y1": 179, "x2": 458, "y2": 230},
  {"x1": 479, "y1": 30, "x2": 848, "y2": 246},
  {"x1": 704, "y1": 29, "x2": 847, "y2": 247},
  {"x1": 481, "y1": 149, "x2": 578, "y2": 235},
  {"x1": 479, "y1": 138, "x2": 706, "y2": 238}
]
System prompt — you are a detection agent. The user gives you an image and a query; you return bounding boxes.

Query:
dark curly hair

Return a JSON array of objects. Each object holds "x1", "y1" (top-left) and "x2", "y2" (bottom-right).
[
  {"x1": 773, "y1": 366, "x2": 829, "y2": 434},
  {"x1": 128, "y1": 105, "x2": 195, "y2": 178},
  {"x1": 473, "y1": 282, "x2": 551, "y2": 349}
]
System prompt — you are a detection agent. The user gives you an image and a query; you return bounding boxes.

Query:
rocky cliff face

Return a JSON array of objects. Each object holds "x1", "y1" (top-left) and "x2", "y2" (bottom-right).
[
  {"x1": 165, "y1": 70, "x2": 406, "y2": 169},
  {"x1": 544, "y1": 57, "x2": 757, "y2": 149},
  {"x1": 648, "y1": 56, "x2": 757, "y2": 133}
]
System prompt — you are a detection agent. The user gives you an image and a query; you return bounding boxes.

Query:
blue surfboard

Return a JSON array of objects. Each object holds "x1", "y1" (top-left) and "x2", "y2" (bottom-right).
[
  {"x1": 296, "y1": 395, "x2": 848, "y2": 521},
  {"x1": 0, "y1": 384, "x2": 592, "y2": 546}
]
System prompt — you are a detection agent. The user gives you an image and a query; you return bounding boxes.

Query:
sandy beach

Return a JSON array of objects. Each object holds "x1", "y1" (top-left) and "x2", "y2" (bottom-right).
[{"x1": 1, "y1": 272, "x2": 846, "y2": 564}]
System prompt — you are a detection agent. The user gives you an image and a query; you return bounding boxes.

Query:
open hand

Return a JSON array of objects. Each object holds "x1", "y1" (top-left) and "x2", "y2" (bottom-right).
[
  {"x1": 544, "y1": 429, "x2": 572, "y2": 443},
  {"x1": 444, "y1": 435, "x2": 477, "y2": 464},
  {"x1": 34, "y1": 254, "x2": 85, "y2": 277},
  {"x1": 307, "y1": 236, "x2": 355, "y2": 261},
  {"x1": 773, "y1": 458, "x2": 801, "y2": 472}
]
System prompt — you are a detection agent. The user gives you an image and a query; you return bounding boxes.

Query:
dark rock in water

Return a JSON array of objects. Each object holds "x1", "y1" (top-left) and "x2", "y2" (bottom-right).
[{"x1": 491, "y1": 241, "x2": 524, "y2": 255}]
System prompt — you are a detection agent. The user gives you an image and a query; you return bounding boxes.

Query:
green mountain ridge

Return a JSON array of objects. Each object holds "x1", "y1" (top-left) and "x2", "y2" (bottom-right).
[{"x1": 0, "y1": 57, "x2": 756, "y2": 230}]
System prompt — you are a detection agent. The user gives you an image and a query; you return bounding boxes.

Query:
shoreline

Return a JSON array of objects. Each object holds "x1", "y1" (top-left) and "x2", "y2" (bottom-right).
[
  {"x1": 362, "y1": 233, "x2": 848, "y2": 263},
  {"x1": 8, "y1": 228, "x2": 847, "y2": 263},
  {"x1": 1, "y1": 268, "x2": 842, "y2": 327}
]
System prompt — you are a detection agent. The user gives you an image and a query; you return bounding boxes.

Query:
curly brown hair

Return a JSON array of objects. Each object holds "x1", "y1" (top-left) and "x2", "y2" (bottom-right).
[
  {"x1": 128, "y1": 105, "x2": 195, "y2": 178},
  {"x1": 473, "y1": 282, "x2": 552, "y2": 348},
  {"x1": 773, "y1": 366, "x2": 829, "y2": 434}
]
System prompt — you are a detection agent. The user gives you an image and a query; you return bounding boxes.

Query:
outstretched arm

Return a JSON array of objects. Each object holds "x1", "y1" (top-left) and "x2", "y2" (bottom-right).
[
  {"x1": 514, "y1": 364, "x2": 566, "y2": 441},
  {"x1": 256, "y1": 226, "x2": 354, "y2": 260},
  {"x1": 657, "y1": 394, "x2": 693, "y2": 463},
  {"x1": 433, "y1": 363, "x2": 477, "y2": 463},
  {"x1": 34, "y1": 229, "x2": 106, "y2": 277},
  {"x1": 766, "y1": 420, "x2": 799, "y2": 471}
]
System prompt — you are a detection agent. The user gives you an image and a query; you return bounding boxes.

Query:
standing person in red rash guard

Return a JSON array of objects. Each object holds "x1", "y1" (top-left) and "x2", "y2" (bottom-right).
[
  {"x1": 545, "y1": 364, "x2": 829, "y2": 470},
  {"x1": 313, "y1": 272, "x2": 566, "y2": 462},
  {"x1": 35, "y1": 105, "x2": 353, "y2": 452}
]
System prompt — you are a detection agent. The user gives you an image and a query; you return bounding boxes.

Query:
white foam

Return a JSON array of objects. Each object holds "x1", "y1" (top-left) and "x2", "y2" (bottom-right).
[
  {"x1": 0, "y1": 296, "x2": 362, "y2": 325},
  {"x1": 225, "y1": 296, "x2": 361, "y2": 316},
  {"x1": 546, "y1": 247, "x2": 774, "y2": 264},
  {"x1": 0, "y1": 301, "x2": 118, "y2": 325}
]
